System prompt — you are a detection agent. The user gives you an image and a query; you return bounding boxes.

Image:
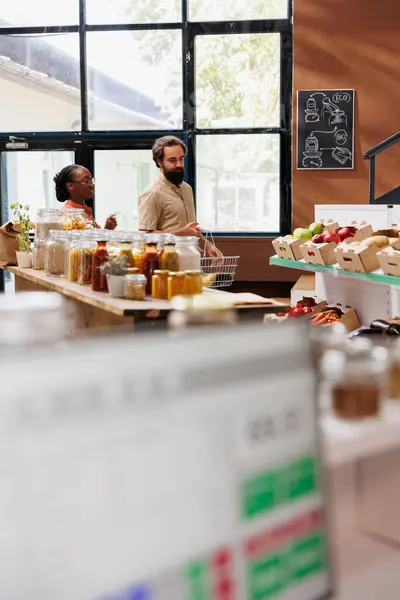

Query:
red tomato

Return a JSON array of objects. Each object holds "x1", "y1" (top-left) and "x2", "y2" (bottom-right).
[
  {"x1": 292, "y1": 307, "x2": 304, "y2": 317},
  {"x1": 302, "y1": 306, "x2": 313, "y2": 314},
  {"x1": 276, "y1": 312, "x2": 286, "y2": 317}
]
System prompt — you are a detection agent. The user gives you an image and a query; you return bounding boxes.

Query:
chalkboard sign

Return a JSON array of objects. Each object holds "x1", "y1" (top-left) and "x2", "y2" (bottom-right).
[{"x1": 297, "y1": 89, "x2": 355, "y2": 170}]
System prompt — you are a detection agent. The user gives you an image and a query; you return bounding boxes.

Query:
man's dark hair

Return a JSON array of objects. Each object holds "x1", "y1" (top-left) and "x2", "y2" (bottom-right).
[
  {"x1": 152, "y1": 136, "x2": 187, "y2": 167},
  {"x1": 53, "y1": 164, "x2": 81, "y2": 202}
]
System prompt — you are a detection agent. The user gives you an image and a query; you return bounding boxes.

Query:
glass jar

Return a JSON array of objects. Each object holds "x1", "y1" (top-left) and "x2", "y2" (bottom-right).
[
  {"x1": 168, "y1": 272, "x2": 186, "y2": 300},
  {"x1": 34, "y1": 208, "x2": 61, "y2": 241},
  {"x1": 152, "y1": 270, "x2": 170, "y2": 300},
  {"x1": 33, "y1": 239, "x2": 46, "y2": 270},
  {"x1": 185, "y1": 270, "x2": 202, "y2": 296},
  {"x1": 388, "y1": 340, "x2": 400, "y2": 400},
  {"x1": 79, "y1": 231, "x2": 98, "y2": 286},
  {"x1": 45, "y1": 230, "x2": 68, "y2": 277},
  {"x1": 168, "y1": 295, "x2": 237, "y2": 331},
  {"x1": 65, "y1": 231, "x2": 83, "y2": 282},
  {"x1": 125, "y1": 274, "x2": 147, "y2": 300},
  {"x1": 92, "y1": 234, "x2": 109, "y2": 292},
  {"x1": 107, "y1": 231, "x2": 121, "y2": 258},
  {"x1": 119, "y1": 233, "x2": 135, "y2": 267},
  {"x1": 160, "y1": 234, "x2": 179, "y2": 272},
  {"x1": 176, "y1": 236, "x2": 201, "y2": 271},
  {"x1": 323, "y1": 338, "x2": 388, "y2": 421},
  {"x1": 132, "y1": 233, "x2": 146, "y2": 272},
  {"x1": 60, "y1": 208, "x2": 86, "y2": 231},
  {"x1": 142, "y1": 234, "x2": 161, "y2": 294}
]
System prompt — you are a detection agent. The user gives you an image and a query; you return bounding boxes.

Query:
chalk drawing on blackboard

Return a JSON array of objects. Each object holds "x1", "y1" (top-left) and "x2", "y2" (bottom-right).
[
  {"x1": 302, "y1": 134, "x2": 323, "y2": 169},
  {"x1": 304, "y1": 97, "x2": 320, "y2": 123},
  {"x1": 332, "y1": 147, "x2": 352, "y2": 165},
  {"x1": 335, "y1": 129, "x2": 348, "y2": 146},
  {"x1": 321, "y1": 97, "x2": 348, "y2": 127}
]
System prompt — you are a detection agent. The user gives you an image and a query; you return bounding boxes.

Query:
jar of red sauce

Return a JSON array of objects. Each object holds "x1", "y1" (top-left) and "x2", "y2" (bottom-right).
[
  {"x1": 92, "y1": 232, "x2": 109, "y2": 292},
  {"x1": 142, "y1": 234, "x2": 161, "y2": 294}
]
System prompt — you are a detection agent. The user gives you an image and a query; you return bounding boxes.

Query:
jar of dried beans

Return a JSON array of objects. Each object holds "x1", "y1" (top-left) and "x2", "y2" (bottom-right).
[{"x1": 45, "y1": 230, "x2": 68, "y2": 277}]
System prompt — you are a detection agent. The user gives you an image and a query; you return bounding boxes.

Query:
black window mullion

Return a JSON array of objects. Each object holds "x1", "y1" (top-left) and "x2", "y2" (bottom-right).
[
  {"x1": 280, "y1": 29, "x2": 293, "y2": 235},
  {"x1": 79, "y1": 0, "x2": 88, "y2": 132}
]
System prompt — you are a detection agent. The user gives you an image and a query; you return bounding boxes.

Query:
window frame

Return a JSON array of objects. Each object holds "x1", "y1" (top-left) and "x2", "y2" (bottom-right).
[{"x1": 0, "y1": 0, "x2": 293, "y2": 239}]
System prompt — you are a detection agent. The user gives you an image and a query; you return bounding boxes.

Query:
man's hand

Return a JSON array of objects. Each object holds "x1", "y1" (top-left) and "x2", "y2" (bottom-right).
[
  {"x1": 104, "y1": 214, "x2": 117, "y2": 230},
  {"x1": 206, "y1": 242, "x2": 223, "y2": 259},
  {"x1": 177, "y1": 221, "x2": 202, "y2": 237}
]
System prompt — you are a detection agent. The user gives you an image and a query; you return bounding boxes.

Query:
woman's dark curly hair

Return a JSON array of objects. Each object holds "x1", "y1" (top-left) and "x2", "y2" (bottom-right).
[{"x1": 53, "y1": 164, "x2": 80, "y2": 202}]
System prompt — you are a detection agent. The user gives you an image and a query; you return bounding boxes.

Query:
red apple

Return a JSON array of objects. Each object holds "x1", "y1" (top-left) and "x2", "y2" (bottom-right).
[
  {"x1": 337, "y1": 227, "x2": 352, "y2": 241},
  {"x1": 323, "y1": 231, "x2": 340, "y2": 244},
  {"x1": 312, "y1": 234, "x2": 325, "y2": 244}
]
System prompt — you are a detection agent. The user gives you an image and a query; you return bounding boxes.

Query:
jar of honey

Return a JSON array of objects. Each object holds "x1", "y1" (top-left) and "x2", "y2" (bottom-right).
[
  {"x1": 152, "y1": 270, "x2": 170, "y2": 300},
  {"x1": 168, "y1": 272, "x2": 186, "y2": 300},
  {"x1": 184, "y1": 270, "x2": 202, "y2": 296}
]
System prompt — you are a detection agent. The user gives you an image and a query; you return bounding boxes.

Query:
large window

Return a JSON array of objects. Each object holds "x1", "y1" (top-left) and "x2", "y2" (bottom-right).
[{"x1": 0, "y1": 0, "x2": 292, "y2": 238}]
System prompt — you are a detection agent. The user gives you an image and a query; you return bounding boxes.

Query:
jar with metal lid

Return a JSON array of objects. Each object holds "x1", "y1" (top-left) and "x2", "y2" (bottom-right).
[
  {"x1": 322, "y1": 338, "x2": 388, "y2": 420},
  {"x1": 168, "y1": 295, "x2": 237, "y2": 331},
  {"x1": 176, "y1": 236, "x2": 201, "y2": 271},
  {"x1": 92, "y1": 232, "x2": 109, "y2": 292},
  {"x1": 65, "y1": 231, "x2": 83, "y2": 282},
  {"x1": 79, "y1": 231, "x2": 98, "y2": 286},
  {"x1": 45, "y1": 230, "x2": 68, "y2": 277},
  {"x1": 142, "y1": 234, "x2": 161, "y2": 294},
  {"x1": 185, "y1": 270, "x2": 202, "y2": 296},
  {"x1": 34, "y1": 208, "x2": 61, "y2": 241},
  {"x1": 132, "y1": 233, "x2": 146, "y2": 272},
  {"x1": 60, "y1": 208, "x2": 86, "y2": 231},
  {"x1": 168, "y1": 271, "x2": 186, "y2": 300},
  {"x1": 33, "y1": 239, "x2": 46, "y2": 270},
  {"x1": 119, "y1": 232, "x2": 135, "y2": 267},
  {"x1": 152, "y1": 270, "x2": 169, "y2": 299},
  {"x1": 125, "y1": 274, "x2": 147, "y2": 300},
  {"x1": 160, "y1": 234, "x2": 179, "y2": 272}
]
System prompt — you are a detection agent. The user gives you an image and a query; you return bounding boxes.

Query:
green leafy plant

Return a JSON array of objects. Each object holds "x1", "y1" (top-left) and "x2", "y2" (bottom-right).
[
  {"x1": 100, "y1": 255, "x2": 129, "y2": 276},
  {"x1": 11, "y1": 203, "x2": 31, "y2": 253}
]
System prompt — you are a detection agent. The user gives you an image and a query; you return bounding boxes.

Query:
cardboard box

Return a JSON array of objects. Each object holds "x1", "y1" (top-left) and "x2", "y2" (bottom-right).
[
  {"x1": 301, "y1": 241, "x2": 338, "y2": 266},
  {"x1": 313, "y1": 303, "x2": 361, "y2": 332},
  {"x1": 272, "y1": 237, "x2": 304, "y2": 261},
  {"x1": 321, "y1": 219, "x2": 339, "y2": 232},
  {"x1": 348, "y1": 221, "x2": 373, "y2": 242},
  {"x1": 334, "y1": 242, "x2": 379, "y2": 273},
  {"x1": 291, "y1": 275, "x2": 316, "y2": 305},
  {"x1": 377, "y1": 247, "x2": 400, "y2": 276}
]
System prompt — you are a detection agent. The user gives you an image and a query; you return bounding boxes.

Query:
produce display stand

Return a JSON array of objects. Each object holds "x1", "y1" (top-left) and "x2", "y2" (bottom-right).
[{"x1": 1, "y1": 266, "x2": 284, "y2": 336}]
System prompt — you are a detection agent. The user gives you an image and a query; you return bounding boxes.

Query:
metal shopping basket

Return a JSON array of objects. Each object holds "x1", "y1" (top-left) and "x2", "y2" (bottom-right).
[{"x1": 201, "y1": 232, "x2": 239, "y2": 289}]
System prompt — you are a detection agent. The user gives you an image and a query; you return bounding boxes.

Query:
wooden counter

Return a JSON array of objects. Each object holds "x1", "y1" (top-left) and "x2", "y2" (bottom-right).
[{"x1": 3, "y1": 266, "x2": 284, "y2": 336}]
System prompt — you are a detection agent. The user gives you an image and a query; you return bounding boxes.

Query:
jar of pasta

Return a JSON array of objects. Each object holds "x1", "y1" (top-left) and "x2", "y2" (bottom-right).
[
  {"x1": 125, "y1": 274, "x2": 147, "y2": 300},
  {"x1": 79, "y1": 231, "x2": 98, "y2": 286},
  {"x1": 168, "y1": 272, "x2": 186, "y2": 300},
  {"x1": 185, "y1": 270, "x2": 202, "y2": 295},
  {"x1": 152, "y1": 270, "x2": 169, "y2": 300},
  {"x1": 45, "y1": 230, "x2": 68, "y2": 277},
  {"x1": 132, "y1": 233, "x2": 146, "y2": 272},
  {"x1": 65, "y1": 231, "x2": 83, "y2": 282},
  {"x1": 60, "y1": 208, "x2": 86, "y2": 231},
  {"x1": 176, "y1": 236, "x2": 201, "y2": 271},
  {"x1": 35, "y1": 208, "x2": 61, "y2": 242},
  {"x1": 160, "y1": 234, "x2": 179, "y2": 272}
]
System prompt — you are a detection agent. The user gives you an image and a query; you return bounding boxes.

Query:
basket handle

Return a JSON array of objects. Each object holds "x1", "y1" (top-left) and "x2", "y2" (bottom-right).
[{"x1": 201, "y1": 230, "x2": 216, "y2": 258}]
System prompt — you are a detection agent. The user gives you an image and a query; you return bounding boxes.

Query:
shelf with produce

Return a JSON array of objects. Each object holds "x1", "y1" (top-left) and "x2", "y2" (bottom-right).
[{"x1": 270, "y1": 256, "x2": 400, "y2": 287}]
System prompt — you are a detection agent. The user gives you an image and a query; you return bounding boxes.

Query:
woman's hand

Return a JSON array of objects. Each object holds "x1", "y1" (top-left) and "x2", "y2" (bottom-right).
[
  {"x1": 104, "y1": 214, "x2": 117, "y2": 230},
  {"x1": 206, "y1": 241, "x2": 223, "y2": 259}
]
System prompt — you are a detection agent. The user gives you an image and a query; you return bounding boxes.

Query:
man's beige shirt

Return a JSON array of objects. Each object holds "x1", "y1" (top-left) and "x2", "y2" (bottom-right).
[{"x1": 138, "y1": 174, "x2": 196, "y2": 232}]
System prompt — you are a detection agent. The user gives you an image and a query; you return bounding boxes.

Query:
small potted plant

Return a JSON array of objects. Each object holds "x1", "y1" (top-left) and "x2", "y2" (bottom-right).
[
  {"x1": 11, "y1": 202, "x2": 32, "y2": 268},
  {"x1": 100, "y1": 255, "x2": 129, "y2": 298}
]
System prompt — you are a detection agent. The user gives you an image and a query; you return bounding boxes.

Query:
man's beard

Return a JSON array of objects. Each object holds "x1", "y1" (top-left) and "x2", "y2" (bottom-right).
[{"x1": 164, "y1": 167, "x2": 184, "y2": 186}]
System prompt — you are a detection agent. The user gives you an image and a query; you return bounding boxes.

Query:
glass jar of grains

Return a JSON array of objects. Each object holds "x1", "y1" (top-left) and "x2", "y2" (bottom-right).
[
  {"x1": 65, "y1": 231, "x2": 83, "y2": 282},
  {"x1": 35, "y1": 208, "x2": 61, "y2": 241},
  {"x1": 79, "y1": 231, "x2": 98, "y2": 286},
  {"x1": 132, "y1": 233, "x2": 146, "y2": 272},
  {"x1": 125, "y1": 274, "x2": 147, "y2": 300},
  {"x1": 60, "y1": 208, "x2": 86, "y2": 231},
  {"x1": 168, "y1": 272, "x2": 186, "y2": 300},
  {"x1": 45, "y1": 230, "x2": 68, "y2": 277},
  {"x1": 152, "y1": 270, "x2": 169, "y2": 300},
  {"x1": 176, "y1": 236, "x2": 201, "y2": 271},
  {"x1": 119, "y1": 233, "x2": 135, "y2": 267},
  {"x1": 185, "y1": 270, "x2": 203, "y2": 296},
  {"x1": 33, "y1": 239, "x2": 46, "y2": 270},
  {"x1": 323, "y1": 338, "x2": 388, "y2": 421}
]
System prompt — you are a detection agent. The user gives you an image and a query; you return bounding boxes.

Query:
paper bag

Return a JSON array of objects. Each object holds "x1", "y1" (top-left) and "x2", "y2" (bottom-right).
[{"x1": 0, "y1": 221, "x2": 20, "y2": 266}]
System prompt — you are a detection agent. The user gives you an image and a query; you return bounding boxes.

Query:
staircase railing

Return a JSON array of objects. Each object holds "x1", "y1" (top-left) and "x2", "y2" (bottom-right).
[{"x1": 364, "y1": 131, "x2": 400, "y2": 203}]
